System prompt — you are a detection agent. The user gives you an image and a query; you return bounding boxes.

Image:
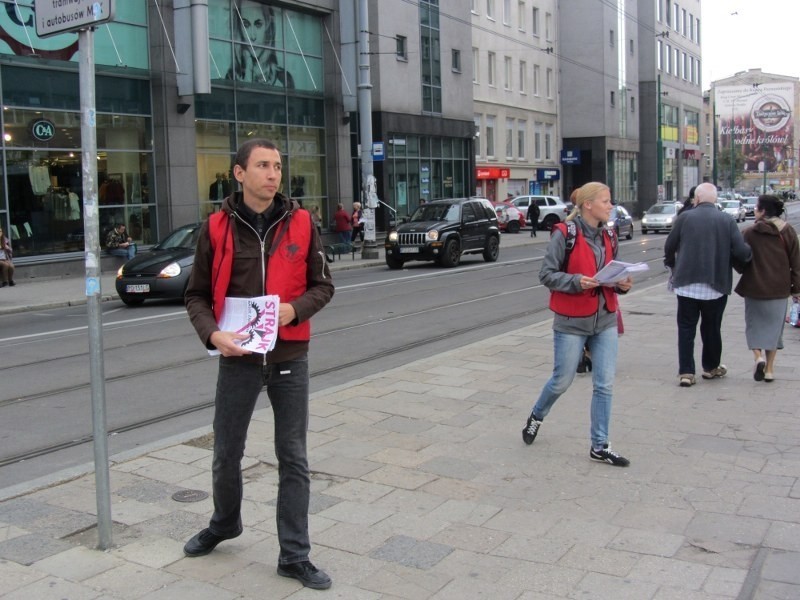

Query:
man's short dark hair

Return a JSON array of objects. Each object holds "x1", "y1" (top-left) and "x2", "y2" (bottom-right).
[{"x1": 234, "y1": 139, "x2": 281, "y2": 170}]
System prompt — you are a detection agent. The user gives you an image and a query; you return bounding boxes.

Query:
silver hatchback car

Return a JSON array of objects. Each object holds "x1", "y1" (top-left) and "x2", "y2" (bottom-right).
[{"x1": 641, "y1": 203, "x2": 679, "y2": 234}]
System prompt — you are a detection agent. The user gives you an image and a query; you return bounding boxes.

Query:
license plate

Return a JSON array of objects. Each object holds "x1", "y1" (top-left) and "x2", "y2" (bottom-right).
[
  {"x1": 399, "y1": 247, "x2": 418, "y2": 254},
  {"x1": 126, "y1": 284, "x2": 150, "y2": 293}
]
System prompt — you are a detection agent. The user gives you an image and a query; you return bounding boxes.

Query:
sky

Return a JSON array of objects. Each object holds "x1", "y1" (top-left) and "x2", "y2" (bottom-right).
[{"x1": 701, "y1": 0, "x2": 800, "y2": 88}]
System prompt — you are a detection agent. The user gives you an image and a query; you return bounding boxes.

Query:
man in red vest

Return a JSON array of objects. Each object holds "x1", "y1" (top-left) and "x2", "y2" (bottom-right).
[{"x1": 184, "y1": 139, "x2": 334, "y2": 590}]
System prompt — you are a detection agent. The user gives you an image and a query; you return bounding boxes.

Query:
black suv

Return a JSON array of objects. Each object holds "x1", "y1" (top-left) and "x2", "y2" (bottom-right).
[{"x1": 384, "y1": 198, "x2": 500, "y2": 269}]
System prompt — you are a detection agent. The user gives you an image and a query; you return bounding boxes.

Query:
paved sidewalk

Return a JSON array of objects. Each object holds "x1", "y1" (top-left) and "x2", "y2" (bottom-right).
[{"x1": 1, "y1": 231, "x2": 799, "y2": 599}]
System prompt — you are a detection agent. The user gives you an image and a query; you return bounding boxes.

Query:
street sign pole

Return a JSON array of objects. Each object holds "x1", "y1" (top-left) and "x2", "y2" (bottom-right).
[{"x1": 79, "y1": 28, "x2": 113, "y2": 550}]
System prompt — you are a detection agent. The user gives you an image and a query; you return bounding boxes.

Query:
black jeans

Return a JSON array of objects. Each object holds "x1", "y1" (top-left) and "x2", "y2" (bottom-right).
[
  {"x1": 209, "y1": 356, "x2": 310, "y2": 565},
  {"x1": 676, "y1": 295, "x2": 728, "y2": 375}
]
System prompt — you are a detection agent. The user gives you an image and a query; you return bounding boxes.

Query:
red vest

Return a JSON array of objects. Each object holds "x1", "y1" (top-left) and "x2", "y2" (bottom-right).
[
  {"x1": 208, "y1": 208, "x2": 312, "y2": 341},
  {"x1": 549, "y1": 223, "x2": 619, "y2": 317}
]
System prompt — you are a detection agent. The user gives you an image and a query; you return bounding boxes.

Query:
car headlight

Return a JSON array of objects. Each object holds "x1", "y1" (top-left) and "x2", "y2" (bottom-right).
[
  {"x1": 157, "y1": 262, "x2": 182, "y2": 279},
  {"x1": 426, "y1": 231, "x2": 439, "y2": 241},
  {"x1": 116, "y1": 265, "x2": 124, "y2": 279},
  {"x1": 666, "y1": 217, "x2": 673, "y2": 224},
  {"x1": 388, "y1": 231, "x2": 398, "y2": 242}
]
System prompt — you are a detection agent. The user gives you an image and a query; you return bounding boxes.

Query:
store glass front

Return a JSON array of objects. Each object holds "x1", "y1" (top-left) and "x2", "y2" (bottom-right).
[
  {"x1": 385, "y1": 135, "x2": 470, "y2": 216},
  {"x1": 0, "y1": 1, "x2": 152, "y2": 259},
  {"x1": 197, "y1": 1, "x2": 327, "y2": 224}
]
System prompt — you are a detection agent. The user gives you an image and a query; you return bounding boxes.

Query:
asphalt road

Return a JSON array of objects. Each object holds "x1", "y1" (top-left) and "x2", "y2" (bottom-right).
[{"x1": 4, "y1": 206, "x2": 795, "y2": 489}]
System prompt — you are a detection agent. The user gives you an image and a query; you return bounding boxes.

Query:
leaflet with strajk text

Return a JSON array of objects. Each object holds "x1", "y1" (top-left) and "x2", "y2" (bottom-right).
[
  {"x1": 208, "y1": 295, "x2": 280, "y2": 356},
  {"x1": 595, "y1": 260, "x2": 649, "y2": 285}
]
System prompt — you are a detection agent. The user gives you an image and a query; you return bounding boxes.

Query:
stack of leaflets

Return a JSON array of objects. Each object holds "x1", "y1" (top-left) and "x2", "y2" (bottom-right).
[
  {"x1": 209, "y1": 295, "x2": 280, "y2": 356},
  {"x1": 594, "y1": 260, "x2": 649, "y2": 285}
]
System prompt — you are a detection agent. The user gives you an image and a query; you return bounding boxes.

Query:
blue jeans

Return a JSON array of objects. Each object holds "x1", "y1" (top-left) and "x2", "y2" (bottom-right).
[
  {"x1": 108, "y1": 245, "x2": 136, "y2": 260},
  {"x1": 531, "y1": 327, "x2": 618, "y2": 449},
  {"x1": 338, "y1": 231, "x2": 351, "y2": 246},
  {"x1": 676, "y1": 295, "x2": 727, "y2": 375},
  {"x1": 209, "y1": 356, "x2": 311, "y2": 565}
]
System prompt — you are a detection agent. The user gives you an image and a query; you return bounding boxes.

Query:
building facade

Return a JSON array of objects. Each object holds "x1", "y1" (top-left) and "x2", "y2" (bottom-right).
[
  {"x1": 559, "y1": 0, "x2": 640, "y2": 211},
  {"x1": 637, "y1": 0, "x2": 703, "y2": 209},
  {"x1": 471, "y1": 0, "x2": 560, "y2": 202}
]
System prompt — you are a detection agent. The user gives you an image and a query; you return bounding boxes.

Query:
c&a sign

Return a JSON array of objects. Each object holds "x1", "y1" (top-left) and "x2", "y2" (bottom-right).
[{"x1": 29, "y1": 118, "x2": 56, "y2": 142}]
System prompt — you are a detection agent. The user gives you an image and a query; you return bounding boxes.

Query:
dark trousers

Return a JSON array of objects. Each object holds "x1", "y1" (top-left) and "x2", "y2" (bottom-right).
[
  {"x1": 676, "y1": 295, "x2": 728, "y2": 375},
  {"x1": 209, "y1": 356, "x2": 310, "y2": 565}
]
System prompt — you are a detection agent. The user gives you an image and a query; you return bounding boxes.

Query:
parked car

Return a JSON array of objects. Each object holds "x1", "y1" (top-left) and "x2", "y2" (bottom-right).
[
  {"x1": 384, "y1": 198, "x2": 500, "y2": 269},
  {"x1": 719, "y1": 199, "x2": 746, "y2": 222},
  {"x1": 641, "y1": 203, "x2": 679, "y2": 234},
  {"x1": 115, "y1": 222, "x2": 202, "y2": 306},
  {"x1": 492, "y1": 201, "x2": 526, "y2": 233},
  {"x1": 607, "y1": 205, "x2": 634, "y2": 240},
  {"x1": 510, "y1": 195, "x2": 569, "y2": 230},
  {"x1": 741, "y1": 196, "x2": 758, "y2": 217}
]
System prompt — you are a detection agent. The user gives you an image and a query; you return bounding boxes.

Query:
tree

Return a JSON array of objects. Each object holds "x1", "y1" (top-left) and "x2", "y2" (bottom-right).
[{"x1": 716, "y1": 148, "x2": 746, "y2": 191}]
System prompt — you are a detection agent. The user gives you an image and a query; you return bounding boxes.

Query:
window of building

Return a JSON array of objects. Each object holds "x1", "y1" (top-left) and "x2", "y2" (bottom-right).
[
  {"x1": 681, "y1": 8, "x2": 687, "y2": 35},
  {"x1": 689, "y1": 12, "x2": 694, "y2": 41},
  {"x1": 487, "y1": 0, "x2": 495, "y2": 20},
  {"x1": 666, "y1": 0, "x2": 671, "y2": 26},
  {"x1": 631, "y1": 96, "x2": 636, "y2": 112},
  {"x1": 519, "y1": 60, "x2": 527, "y2": 93},
  {"x1": 546, "y1": 67, "x2": 553, "y2": 98},
  {"x1": 609, "y1": 29, "x2": 615, "y2": 47},
  {"x1": 674, "y1": 48, "x2": 679, "y2": 77},
  {"x1": 657, "y1": 0, "x2": 662, "y2": 22},
  {"x1": 532, "y1": 7, "x2": 539, "y2": 36},
  {"x1": 452, "y1": 49, "x2": 461, "y2": 73},
  {"x1": 506, "y1": 118, "x2": 514, "y2": 158},
  {"x1": 518, "y1": 1, "x2": 526, "y2": 31},
  {"x1": 665, "y1": 43, "x2": 671, "y2": 74},
  {"x1": 630, "y1": 39, "x2": 634, "y2": 55},
  {"x1": 472, "y1": 0, "x2": 479, "y2": 14},
  {"x1": 517, "y1": 120, "x2": 526, "y2": 159},
  {"x1": 533, "y1": 64, "x2": 540, "y2": 95},
  {"x1": 486, "y1": 115, "x2": 496, "y2": 157},
  {"x1": 419, "y1": 1, "x2": 442, "y2": 114},
  {"x1": 657, "y1": 39, "x2": 662, "y2": 70},
  {"x1": 534, "y1": 122, "x2": 542, "y2": 160},
  {"x1": 396, "y1": 35, "x2": 408, "y2": 60},
  {"x1": 544, "y1": 124, "x2": 553, "y2": 160},
  {"x1": 503, "y1": 0, "x2": 511, "y2": 25},
  {"x1": 474, "y1": 114, "x2": 482, "y2": 157},
  {"x1": 696, "y1": 18, "x2": 700, "y2": 44},
  {"x1": 673, "y1": 3, "x2": 679, "y2": 31},
  {"x1": 488, "y1": 51, "x2": 496, "y2": 86},
  {"x1": 504, "y1": 56, "x2": 512, "y2": 90},
  {"x1": 610, "y1": 91, "x2": 615, "y2": 106},
  {"x1": 473, "y1": 47, "x2": 479, "y2": 83},
  {"x1": 681, "y1": 52, "x2": 686, "y2": 79},
  {"x1": 545, "y1": 12, "x2": 552, "y2": 41}
]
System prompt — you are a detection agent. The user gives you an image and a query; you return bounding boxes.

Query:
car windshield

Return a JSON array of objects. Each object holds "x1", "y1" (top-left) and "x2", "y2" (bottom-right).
[
  {"x1": 409, "y1": 203, "x2": 461, "y2": 223},
  {"x1": 155, "y1": 226, "x2": 201, "y2": 250},
  {"x1": 721, "y1": 201, "x2": 738, "y2": 209},
  {"x1": 647, "y1": 204, "x2": 676, "y2": 215}
]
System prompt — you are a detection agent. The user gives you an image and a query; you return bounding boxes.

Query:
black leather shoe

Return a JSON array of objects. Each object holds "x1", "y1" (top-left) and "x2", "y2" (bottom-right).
[
  {"x1": 183, "y1": 528, "x2": 240, "y2": 557},
  {"x1": 277, "y1": 561, "x2": 332, "y2": 589}
]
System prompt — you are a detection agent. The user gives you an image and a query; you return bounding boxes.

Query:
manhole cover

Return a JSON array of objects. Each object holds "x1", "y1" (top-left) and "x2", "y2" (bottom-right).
[{"x1": 172, "y1": 489, "x2": 209, "y2": 503}]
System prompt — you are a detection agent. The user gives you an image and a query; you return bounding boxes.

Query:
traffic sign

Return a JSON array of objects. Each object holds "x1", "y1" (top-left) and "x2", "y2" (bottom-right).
[{"x1": 35, "y1": 0, "x2": 115, "y2": 38}]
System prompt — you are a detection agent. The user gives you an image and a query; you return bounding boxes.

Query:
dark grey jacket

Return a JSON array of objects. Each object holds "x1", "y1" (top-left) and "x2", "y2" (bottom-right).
[{"x1": 664, "y1": 202, "x2": 752, "y2": 295}]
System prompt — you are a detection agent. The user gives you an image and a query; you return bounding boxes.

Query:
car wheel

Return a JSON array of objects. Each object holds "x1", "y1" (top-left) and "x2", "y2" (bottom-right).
[
  {"x1": 120, "y1": 295, "x2": 145, "y2": 307},
  {"x1": 386, "y1": 255, "x2": 405, "y2": 270},
  {"x1": 542, "y1": 215, "x2": 559, "y2": 231},
  {"x1": 507, "y1": 220, "x2": 520, "y2": 234},
  {"x1": 483, "y1": 235, "x2": 499, "y2": 262},
  {"x1": 641, "y1": 228, "x2": 648, "y2": 234},
  {"x1": 438, "y1": 238, "x2": 461, "y2": 268},
  {"x1": 626, "y1": 226, "x2": 633, "y2": 240}
]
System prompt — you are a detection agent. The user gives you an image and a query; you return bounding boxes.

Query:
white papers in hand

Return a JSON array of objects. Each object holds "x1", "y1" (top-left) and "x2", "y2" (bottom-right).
[
  {"x1": 594, "y1": 260, "x2": 649, "y2": 285},
  {"x1": 208, "y1": 295, "x2": 280, "y2": 356}
]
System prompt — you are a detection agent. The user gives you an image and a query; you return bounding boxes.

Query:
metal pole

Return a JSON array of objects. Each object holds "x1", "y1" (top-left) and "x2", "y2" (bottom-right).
[
  {"x1": 357, "y1": 0, "x2": 379, "y2": 259},
  {"x1": 730, "y1": 105, "x2": 735, "y2": 192},
  {"x1": 656, "y1": 74, "x2": 663, "y2": 187},
  {"x1": 79, "y1": 28, "x2": 113, "y2": 550}
]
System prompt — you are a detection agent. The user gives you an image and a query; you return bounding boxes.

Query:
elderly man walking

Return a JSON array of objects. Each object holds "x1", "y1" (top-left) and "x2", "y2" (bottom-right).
[{"x1": 664, "y1": 183, "x2": 752, "y2": 387}]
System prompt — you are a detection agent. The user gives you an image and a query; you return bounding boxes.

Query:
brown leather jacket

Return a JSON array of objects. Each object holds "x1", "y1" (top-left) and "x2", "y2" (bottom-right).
[{"x1": 735, "y1": 218, "x2": 800, "y2": 300}]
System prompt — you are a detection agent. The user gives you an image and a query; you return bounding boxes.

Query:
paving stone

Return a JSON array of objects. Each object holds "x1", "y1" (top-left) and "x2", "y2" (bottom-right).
[
  {"x1": 314, "y1": 522, "x2": 391, "y2": 555},
  {"x1": 764, "y1": 521, "x2": 800, "y2": 552},
  {"x1": 557, "y1": 543, "x2": 639, "y2": 577},
  {"x1": 1, "y1": 575, "x2": 103, "y2": 600},
  {"x1": 0, "y1": 558, "x2": 48, "y2": 595},
  {"x1": 317, "y1": 500, "x2": 393, "y2": 526},
  {"x1": 0, "y1": 533, "x2": 75, "y2": 565},
  {"x1": 111, "y1": 535, "x2": 185, "y2": 569},
  {"x1": 314, "y1": 456, "x2": 382, "y2": 479},
  {"x1": 137, "y1": 578, "x2": 240, "y2": 600},
  {"x1": 369, "y1": 534, "x2": 453, "y2": 569},
  {"x1": 33, "y1": 545, "x2": 124, "y2": 581},
  {"x1": 626, "y1": 554, "x2": 713, "y2": 590},
  {"x1": 571, "y1": 571, "x2": 659, "y2": 600},
  {"x1": 761, "y1": 550, "x2": 800, "y2": 585},
  {"x1": 83, "y1": 562, "x2": 180, "y2": 598},
  {"x1": 608, "y1": 527, "x2": 686, "y2": 557},
  {"x1": 429, "y1": 523, "x2": 509, "y2": 553},
  {"x1": 114, "y1": 479, "x2": 183, "y2": 504},
  {"x1": 0, "y1": 523, "x2": 28, "y2": 542},
  {"x1": 738, "y1": 495, "x2": 800, "y2": 522},
  {"x1": 685, "y1": 511, "x2": 770, "y2": 546},
  {"x1": 373, "y1": 415, "x2": 437, "y2": 434},
  {"x1": 418, "y1": 456, "x2": 482, "y2": 481},
  {"x1": 702, "y1": 565, "x2": 748, "y2": 597},
  {"x1": 358, "y1": 561, "x2": 450, "y2": 599},
  {"x1": 363, "y1": 465, "x2": 438, "y2": 490},
  {"x1": 149, "y1": 444, "x2": 211, "y2": 464},
  {"x1": 308, "y1": 492, "x2": 343, "y2": 514}
]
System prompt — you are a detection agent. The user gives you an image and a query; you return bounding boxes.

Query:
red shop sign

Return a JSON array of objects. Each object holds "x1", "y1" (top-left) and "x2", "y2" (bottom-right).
[{"x1": 476, "y1": 167, "x2": 510, "y2": 180}]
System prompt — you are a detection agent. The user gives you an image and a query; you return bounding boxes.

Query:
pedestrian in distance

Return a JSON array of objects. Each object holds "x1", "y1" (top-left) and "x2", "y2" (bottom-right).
[
  {"x1": 664, "y1": 182, "x2": 752, "y2": 388},
  {"x1": 528, "y1": 200, "x2": 540, "y2": 238},
  {"x1": 105, "y1": 223, "x2": 136, "y2": 260},
  {"x1": 333, "y1": 202, "x2": 351, "y2": 246},
  {"x1": 0, "y1": 226, "x2": 15, "y2": 287},
  {"x1": 183, "y1": 138, "x2": 335, "y2": 590},
  {"x1": 677, "y1": 185, "x2": 697, "y2": 215},
  {"x1": 733, "y1": 195, "x2": 800, "y2": 382},
  {"x1": 521, "y1": 182, "x2": 633, "y2": 467},
  {"x1": 351, "y1": 201, "x2": 364, "y2": 244}
]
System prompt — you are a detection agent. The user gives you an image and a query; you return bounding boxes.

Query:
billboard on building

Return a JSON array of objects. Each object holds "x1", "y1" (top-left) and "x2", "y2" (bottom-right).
[{"x1": 715, "y1": 84, "x2": 794, "y2": 176}]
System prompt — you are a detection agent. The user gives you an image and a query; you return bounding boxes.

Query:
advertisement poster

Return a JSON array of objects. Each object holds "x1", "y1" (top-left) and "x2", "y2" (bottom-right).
[{"x1": 716, "y1": 84, "x2": 794, "y2": 176}]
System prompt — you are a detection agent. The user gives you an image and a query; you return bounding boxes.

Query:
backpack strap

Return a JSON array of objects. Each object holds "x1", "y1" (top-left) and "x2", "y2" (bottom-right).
[{"x1": 556, "y1": 220, "x2": 577, "y2": 271}]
